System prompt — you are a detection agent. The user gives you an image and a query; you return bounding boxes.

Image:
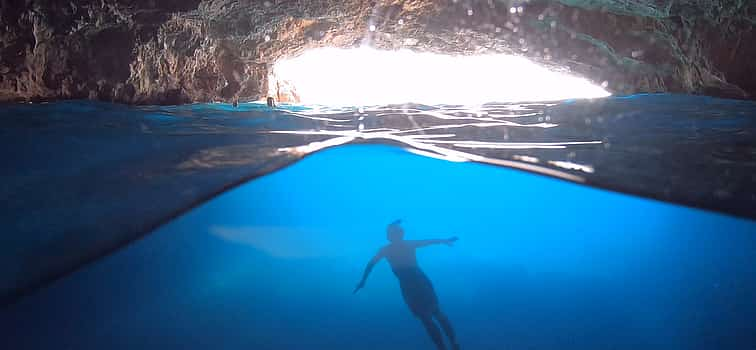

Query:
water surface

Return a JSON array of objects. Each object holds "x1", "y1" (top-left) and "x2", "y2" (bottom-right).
[
  {"x1": 2, "y1": 144, "x2": 755, "y2": 349},
  {"x1": 1, "y1": 93, "x2": 755, "y2": 309}
]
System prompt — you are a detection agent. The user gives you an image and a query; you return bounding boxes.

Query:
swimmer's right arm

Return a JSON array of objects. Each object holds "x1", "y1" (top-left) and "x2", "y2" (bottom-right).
[
  {"x1": 354, "y1": 248, "x2": 385, "y2": 294},
  {"x1": 412, "y1": 237, "x2": 458, "y2": 248}
]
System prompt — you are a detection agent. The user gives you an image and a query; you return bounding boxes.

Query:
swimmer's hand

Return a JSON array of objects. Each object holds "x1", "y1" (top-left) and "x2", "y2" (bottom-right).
[
  {"x1": 445, "y1": 237, "x2": 459, "y2": 246},
  {"x1": 353, "y1": 280, "x2": 365, "y2": 294}
]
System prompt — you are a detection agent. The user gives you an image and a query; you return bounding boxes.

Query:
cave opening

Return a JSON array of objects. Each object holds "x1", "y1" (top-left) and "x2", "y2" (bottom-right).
[{"x1": 268, "y1": 46, "x2": 611, "y2": 106}]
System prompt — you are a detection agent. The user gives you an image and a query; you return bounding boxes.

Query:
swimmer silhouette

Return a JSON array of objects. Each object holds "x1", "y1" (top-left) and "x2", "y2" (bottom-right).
[{"x1": 354, "y1": 220, "x2": 460, "y2": 350}]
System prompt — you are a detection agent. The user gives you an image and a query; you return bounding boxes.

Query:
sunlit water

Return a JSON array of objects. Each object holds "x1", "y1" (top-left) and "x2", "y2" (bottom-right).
[
  {"x1": 269, "y1": 47, "x2": 610, "y2": 105},
  {"x1": 1, "y1": 94, "x2": 756, "y2": 349}
]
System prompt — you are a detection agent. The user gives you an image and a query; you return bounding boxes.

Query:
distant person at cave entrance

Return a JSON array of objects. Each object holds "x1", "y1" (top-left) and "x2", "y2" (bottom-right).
[{"x1": 354, "y1": 220, "x2": 460, "y2": 350}]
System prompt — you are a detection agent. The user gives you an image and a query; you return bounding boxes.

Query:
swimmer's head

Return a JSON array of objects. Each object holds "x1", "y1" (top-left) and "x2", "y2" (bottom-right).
[{"x1": 386, "y1": 219, "x2": 404, "y2": 242}]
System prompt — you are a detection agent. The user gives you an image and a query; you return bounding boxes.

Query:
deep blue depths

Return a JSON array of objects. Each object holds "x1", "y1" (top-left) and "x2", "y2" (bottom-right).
[{"x1": 2, "y1": 144, "x2": 755, "y2": 349}]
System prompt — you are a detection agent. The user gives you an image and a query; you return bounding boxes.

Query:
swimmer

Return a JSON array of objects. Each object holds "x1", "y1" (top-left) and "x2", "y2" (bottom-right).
[{"x1": 354, "y1": 220, "x2": 460, "y2": 350}]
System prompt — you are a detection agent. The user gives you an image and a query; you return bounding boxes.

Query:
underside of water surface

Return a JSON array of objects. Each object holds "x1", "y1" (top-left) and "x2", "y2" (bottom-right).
[
  {"x1": 3, "y1": 143, "x2": 755, "y2": 349},
  {"x1": 1, "y1": 93, "x2": 756, "y2": 349}
]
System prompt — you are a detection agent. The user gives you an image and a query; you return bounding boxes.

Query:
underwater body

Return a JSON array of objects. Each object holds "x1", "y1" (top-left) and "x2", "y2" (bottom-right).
[{"x1": 1, "y1": 94, "x2": 756, "y2": 349}]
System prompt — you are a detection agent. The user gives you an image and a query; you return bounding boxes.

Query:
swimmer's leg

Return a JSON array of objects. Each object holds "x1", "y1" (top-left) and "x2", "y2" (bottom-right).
[
  {"x1": 434, "y1": 310, "x2": 460, "y2": 350},
  {"x1": 419, "y1": 315, "x2": 446, "y2": 350}
]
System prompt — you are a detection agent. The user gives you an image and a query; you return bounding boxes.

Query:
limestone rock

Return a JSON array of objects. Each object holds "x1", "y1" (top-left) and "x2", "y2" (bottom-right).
[{"x1": 0, "y1": 0, "x2": 753, "y2": 104}]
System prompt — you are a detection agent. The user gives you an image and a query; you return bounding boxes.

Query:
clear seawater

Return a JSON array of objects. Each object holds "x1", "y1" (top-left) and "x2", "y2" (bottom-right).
[{"x1": 1, "y1": 94, "x2": 756, "y2": 349}]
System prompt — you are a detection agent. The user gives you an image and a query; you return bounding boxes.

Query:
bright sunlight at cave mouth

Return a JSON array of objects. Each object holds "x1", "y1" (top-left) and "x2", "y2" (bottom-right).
[{"x1": 269, "y1": 47, "x2": 611, "y2": 106}]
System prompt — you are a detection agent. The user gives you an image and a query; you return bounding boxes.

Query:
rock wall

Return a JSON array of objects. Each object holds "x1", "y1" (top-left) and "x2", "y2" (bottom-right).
[{"x1": 0, "y1": 0, "x2": 753, "y2": 104}]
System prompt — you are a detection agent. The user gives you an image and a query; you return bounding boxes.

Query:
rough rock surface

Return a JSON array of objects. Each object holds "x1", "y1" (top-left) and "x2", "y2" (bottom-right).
[{"x1": 0, "y1": 0, "x2": 754, "y2": 104}]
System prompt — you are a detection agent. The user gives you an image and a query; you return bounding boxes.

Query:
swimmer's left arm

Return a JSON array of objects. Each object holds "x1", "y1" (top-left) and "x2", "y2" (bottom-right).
[
  {"x1": 411, "y1": 237, "x2": 458, "y2": 248},
  {"x1": 354, "y1": 248, "x2": 385, "y2": 294}
]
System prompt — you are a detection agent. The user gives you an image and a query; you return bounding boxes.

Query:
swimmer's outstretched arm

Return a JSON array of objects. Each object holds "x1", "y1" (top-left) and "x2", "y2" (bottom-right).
[
  {"x1": 353, "y1": 248, "x2": 385, "y2": 294},
  {"x1": 410, "y1": 237, "x2": 459, "y2": 248}
]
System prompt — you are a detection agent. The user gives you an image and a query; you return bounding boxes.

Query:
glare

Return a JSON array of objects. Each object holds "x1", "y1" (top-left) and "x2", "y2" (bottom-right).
[{"x1": 269, "y1": 47, "x2": 610, "y2": 106}]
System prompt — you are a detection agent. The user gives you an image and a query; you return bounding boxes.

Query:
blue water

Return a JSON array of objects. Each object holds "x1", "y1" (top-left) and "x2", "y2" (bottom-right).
[
  {"x1": 1, "y1": 95, "x2": 756, "y2": 348},
  {"x1": 3, "y1": 144, "x2": 756, "y2": 349}
]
